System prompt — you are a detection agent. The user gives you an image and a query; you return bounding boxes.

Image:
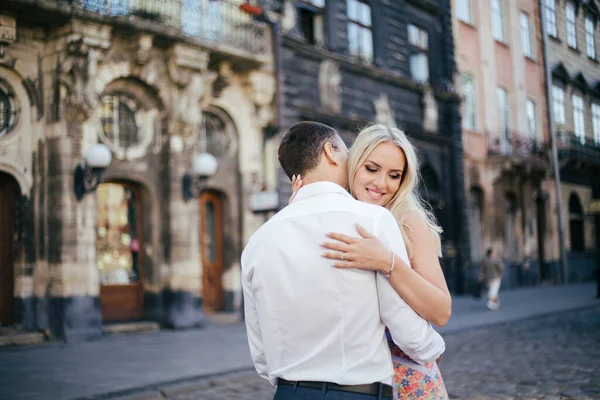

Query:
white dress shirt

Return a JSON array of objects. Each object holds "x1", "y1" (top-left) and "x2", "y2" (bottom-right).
[{"x1": 241, "y1": 181, "x2": 445, "y2": 386}]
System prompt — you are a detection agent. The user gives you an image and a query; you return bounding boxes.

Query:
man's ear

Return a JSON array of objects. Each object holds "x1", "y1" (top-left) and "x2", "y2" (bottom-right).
[{"x1": 323, "y1": 142, "x2": 340, "y2": 166}]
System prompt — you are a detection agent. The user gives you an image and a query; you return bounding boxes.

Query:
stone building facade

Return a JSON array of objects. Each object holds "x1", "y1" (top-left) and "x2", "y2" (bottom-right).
[
  {"x1": 544, "y1": 0, "x2": 599, "y2": 283},
  {"x1": 261, "y1": 0, "x2": 470, "y2": 293},
  {"x1": 0, "y1": 0, "x2": 275, "y2": 340},
  {"x1": 452, "y1": 0, "x2": 565, "y2": 289}
]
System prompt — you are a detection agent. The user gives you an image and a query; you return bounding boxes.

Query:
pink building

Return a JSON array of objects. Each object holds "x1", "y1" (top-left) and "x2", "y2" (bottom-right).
[{"x1": 452, "y1": 0, "x2": 560, "y2": 285}]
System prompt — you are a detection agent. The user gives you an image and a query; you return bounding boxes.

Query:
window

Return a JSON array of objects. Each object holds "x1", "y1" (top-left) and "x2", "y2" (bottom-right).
[
  {"x1": 545, "y1": 0, "x2": 557, "y2": 37},
  {"x1": 521, "y1": 13, "x2": 532, "y2": 57},
  {"x1": 552, "y1": 85, "x2": 566, "y2": 127},
  {"x1": 347, "y1": 0, "x2": 373, "y2": 63},
  {"x1": 457, "y1": 0, "x2": 471, "y2": 23},
  {"x1": 592, "y1": 103, "x2": 600, "y2": 143},
  {"x1": 491, "y1": 0, "x2": 504, "y2": 41},
  {"x1": 566, "y1": 1, "x2": 577, "y2": 48},
  {"x1": 408, "y1": 24, "x2": 429, "y2": 82},
  {"x1": 197, "y1": 109, "x2": 236, "y2": 159},
  {"x1": 100, "y1": 94, "x2": 139, "y2": 149},
  {"x1": 0, "y1": 81, "x2": 16, "y2": 138},
  {"x1": 298, "y1": 0, "x2": 326, "y2": 46},
  {"x1": 526, "y1": 99, "x2": 537, "y2": 138},
  {"x1": 462, "y1": 74, "x2": 477, "y2": 131},
  {"x1": 585, "y1": 17, "x2": 596, "y2": 59},
  {"x1": 572, "y1": 94, "x2": 585, "y2": 142},
  {"x1": 497, "y1": 87, "x2": 510, "y2": 140}
]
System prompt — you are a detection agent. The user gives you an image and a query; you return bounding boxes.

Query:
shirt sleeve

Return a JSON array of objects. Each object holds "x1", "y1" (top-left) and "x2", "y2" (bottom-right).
[
  {"x1": 374, "y1": 209, "x2": 446, "y2": 365},
  {"x1": 241, "y1": 252, "x2": 269, "y2": 381}
]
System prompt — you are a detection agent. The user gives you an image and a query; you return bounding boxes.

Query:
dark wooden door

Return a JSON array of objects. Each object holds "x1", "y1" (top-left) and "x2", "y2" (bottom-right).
[
  {"x1": 96, "y1": 182, "x2": 144, "y2": 322},
  {"x1": 0, "y1": 173, "x2": 16, "y2": 326},
  {"x1": 200, "y1": 191, "x2": 224, "y2": 313}
]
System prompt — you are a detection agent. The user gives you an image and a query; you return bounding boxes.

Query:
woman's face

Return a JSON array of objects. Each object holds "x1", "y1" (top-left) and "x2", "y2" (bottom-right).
[{"x1": 352, "y1": 141, "x2": 407, "y2": 207}]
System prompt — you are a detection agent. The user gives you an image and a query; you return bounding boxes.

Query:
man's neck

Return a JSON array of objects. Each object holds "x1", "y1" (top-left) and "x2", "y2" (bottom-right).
[{"x1": 301, "y1": 173, "x2": 340, "y2": 187}]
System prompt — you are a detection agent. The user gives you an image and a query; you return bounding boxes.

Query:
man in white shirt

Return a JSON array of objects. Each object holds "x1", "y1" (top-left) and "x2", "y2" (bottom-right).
[{"x1": 242, "y1": 121, "x2": 445, "y2": 399}]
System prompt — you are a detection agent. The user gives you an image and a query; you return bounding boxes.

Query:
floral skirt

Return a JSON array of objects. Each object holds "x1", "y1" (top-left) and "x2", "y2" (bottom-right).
[
  {"x1": 387, "y1": 330, "x2": 448, "y2": 399},
  {"x1": 392, "y1": 357, "x2": 448, "y2": 400}
]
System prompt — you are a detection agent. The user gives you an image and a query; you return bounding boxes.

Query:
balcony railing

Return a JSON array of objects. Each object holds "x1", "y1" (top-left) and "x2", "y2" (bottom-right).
[
  {"x1": 557, "y1": 131, "x2": 600, "y2": 165},
  {"x1": 488, "y1": 133, "x2": 546, "y2": 161},
  {"x1": 46, "y1": 0, "x2": 270, "y2": 55}
]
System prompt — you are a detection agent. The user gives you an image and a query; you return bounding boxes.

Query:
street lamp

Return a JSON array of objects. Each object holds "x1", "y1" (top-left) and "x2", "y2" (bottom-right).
[
  {"x1": 182, "y1": 152, "x2": 218, "y2": 202},
  {"x1": 73, "y1": 143, "x2": 112, "y2": 201}
]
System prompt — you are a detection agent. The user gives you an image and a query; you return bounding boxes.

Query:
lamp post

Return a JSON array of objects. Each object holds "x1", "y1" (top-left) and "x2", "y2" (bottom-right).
[
  {"x1": 73, "y1": 143, "x2": 112, "y2": 201},
  {"x1": 182, "y1": 152, "x2": 218, "y2": 202}
]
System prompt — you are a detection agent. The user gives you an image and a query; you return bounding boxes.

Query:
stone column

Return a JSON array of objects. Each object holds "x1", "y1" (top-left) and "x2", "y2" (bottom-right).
[
  {"x1": 162, "y1": 44, "x2": 210, "y2": 328},
  {"x1": 45, "y1": 22, "x2": 111, "y2": 341}
]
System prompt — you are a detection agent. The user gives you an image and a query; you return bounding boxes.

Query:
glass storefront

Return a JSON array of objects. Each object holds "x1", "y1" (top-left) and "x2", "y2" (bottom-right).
[{"x1": 96, "y1": 183, "x2": 140, "y2": 285}]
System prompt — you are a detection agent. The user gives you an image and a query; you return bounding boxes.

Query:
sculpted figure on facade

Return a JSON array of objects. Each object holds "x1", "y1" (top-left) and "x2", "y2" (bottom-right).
[
  {"x1": 247, "y1": 70, "x2": 276, "y2": 128},
  {"x1": 423, "y1": 85, "x2": 438, "y2": 133},
  {"x1": 318, "y1": 59, "x2": 342, "y2": 114},
  {"x1": 373, "y1": 93, "x2": 395, "y2": 126},
  {"x1": 58, "y1": 38, "x2": 98, "y2": 122},
  {"x1": 167, "y1": 44, "x2": 210, "y2": 136}
]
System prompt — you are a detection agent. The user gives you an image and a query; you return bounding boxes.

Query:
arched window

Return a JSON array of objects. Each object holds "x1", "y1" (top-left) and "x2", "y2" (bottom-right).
[
  {"x1": 468, "y1": 187, "x2": 484, "y2": 263},
  {"x1": 568, "y1": 193, "x2": 585, "y2": 251},
  {"x1": 197, "y1": 108, "x2": 237, "y2": 160},
  {"x1": 100, "y1": 94, "x2": 140, "y2": 149},
  {"x1": 0, "y1": 80, "x2": 16, "y2": 138},
  {"x1": 505, "y1": 193, "x2": 518, "y2": 260}
]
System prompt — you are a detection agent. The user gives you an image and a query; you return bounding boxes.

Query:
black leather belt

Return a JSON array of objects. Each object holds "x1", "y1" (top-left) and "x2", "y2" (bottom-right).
[{"x1": 278, "y1": 378, "x2": 393, "y2": 398}]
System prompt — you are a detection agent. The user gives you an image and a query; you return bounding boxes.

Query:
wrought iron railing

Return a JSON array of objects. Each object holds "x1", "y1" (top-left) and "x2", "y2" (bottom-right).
[
  {"x1": 55, "y1": 0, "x2": 269, "y2": 54},
  {"x1": 557, "y1": 131, "x2": 600, "y2": 163},
  {"x1": 488, "y1": 133, "x2": 546, "y2": 160}
]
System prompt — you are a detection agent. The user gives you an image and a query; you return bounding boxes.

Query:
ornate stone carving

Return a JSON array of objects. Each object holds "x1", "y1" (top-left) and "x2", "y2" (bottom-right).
[
  {"x1": 134, "y1": 33, "x2": 153, "y2": 65},
  {"x1": 173, "y1": 73, "x2": 205, "y2": 138},
  {"x1": 318, "y1": 60, "x2": 342, "y2": 114},
  {"x1": 423, "y1": 86, "x2": 438, "y2": 133},
  {"x1": 167, "y1": 43, "x2": 209, "y2": 88},
  {"x1": 58, "y1": 38, "x2": 98, "y2": 122},
  {"x1": 247, "y1": 70, "x2": 276, "y2": 127},
  {"x1": 212, "y1": 61, "x2": 234, "y2": 99},
  {"x1": 0, "y1": 14, "x2": 16, "y2": 58},
  {"x1": 373, "y1": 93, "x2": 395, "y2": 127}
]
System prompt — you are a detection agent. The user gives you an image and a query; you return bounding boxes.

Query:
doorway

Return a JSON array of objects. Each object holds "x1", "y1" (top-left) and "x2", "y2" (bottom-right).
[
  {"x1": 0, "y1": 172, "x2": 17, "y2": 326},
  {"x1": 96, "y1": 182, "x2": 144, "y2": 322},
  {"x1": 536, "y1": 195, "x2": 547, "y2": 280},
  {"x1": 200, "y1": 191, "x2": 224, "y2": 313}
]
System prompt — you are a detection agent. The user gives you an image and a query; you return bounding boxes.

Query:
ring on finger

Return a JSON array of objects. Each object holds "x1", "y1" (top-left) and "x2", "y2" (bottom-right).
[{"x1": 340, "y1": 252, "x2": 345, "y2": 261}]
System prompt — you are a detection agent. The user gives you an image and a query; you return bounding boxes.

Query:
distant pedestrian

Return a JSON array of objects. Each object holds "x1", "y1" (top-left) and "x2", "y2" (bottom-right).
[{"x1": 479, "y1": 248, "x2": 504, "y2": 310}]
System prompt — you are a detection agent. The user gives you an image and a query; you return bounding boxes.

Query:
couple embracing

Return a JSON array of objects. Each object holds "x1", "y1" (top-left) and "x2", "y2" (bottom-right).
[{"x1": 242, "y1": 122, "x2": 451, "y2": 399}]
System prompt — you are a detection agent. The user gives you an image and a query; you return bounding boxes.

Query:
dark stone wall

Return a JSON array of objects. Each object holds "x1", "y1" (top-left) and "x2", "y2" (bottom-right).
[{"x1": 278, "y1": 0, "x2": 469, "y2": 292}]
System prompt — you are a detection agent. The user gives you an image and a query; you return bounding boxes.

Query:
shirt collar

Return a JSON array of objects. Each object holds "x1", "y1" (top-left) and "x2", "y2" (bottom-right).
[{"x1": 291, "y1": 181, "x2": 353, "y2": 203}]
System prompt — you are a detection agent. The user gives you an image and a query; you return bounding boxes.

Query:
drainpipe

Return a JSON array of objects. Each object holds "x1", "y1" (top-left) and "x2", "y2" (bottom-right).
[{"x1": 538, "y1": 0, "x2": 568, "y2": 283}]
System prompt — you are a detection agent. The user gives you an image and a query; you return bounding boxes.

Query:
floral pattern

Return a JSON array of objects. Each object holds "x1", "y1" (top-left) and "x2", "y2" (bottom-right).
[{"x1": 386, "y1": 329, "x2": 449, "y2": 400}]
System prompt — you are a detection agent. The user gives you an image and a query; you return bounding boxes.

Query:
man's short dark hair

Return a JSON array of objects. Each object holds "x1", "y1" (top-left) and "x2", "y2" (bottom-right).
[
  {"x1": 486, "y1": 248, "x2": 493, "y2": 257},
  {"x1": 278, "y1": 121, "x2": 339, "y2": 179}
]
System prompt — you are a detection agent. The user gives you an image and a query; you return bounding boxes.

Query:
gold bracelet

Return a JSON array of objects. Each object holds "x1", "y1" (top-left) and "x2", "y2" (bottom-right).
[{"x1": 384, "y1": 252, "x2": 395, "y2": 278}]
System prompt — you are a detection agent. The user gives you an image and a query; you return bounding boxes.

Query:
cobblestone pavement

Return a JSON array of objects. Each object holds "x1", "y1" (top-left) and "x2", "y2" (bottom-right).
[{"x1": 106, "y1": 305, "x2": 600, "y2": 400}]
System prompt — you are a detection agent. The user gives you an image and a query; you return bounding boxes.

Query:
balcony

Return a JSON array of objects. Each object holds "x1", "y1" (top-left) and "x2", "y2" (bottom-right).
[
  {"x1": 487, "y1": 133, "x2": 548, "y2": 173},
  {"x1": 5, "y1": 0, "x2": 271, "y2": 61},
  {"x1": 557, "y1": 131, "x2": 600, "y2": 167}
]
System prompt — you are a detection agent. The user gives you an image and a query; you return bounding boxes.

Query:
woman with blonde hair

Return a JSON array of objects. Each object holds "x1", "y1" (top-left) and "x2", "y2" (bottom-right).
[{"x1": 290, "y1": 124, "x2": 450, "y2": 399}]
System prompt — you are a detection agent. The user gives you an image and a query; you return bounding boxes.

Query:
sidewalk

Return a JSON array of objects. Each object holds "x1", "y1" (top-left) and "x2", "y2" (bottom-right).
[{"x1": 0, "y1": 283, "x2": 597, "y2": 400}]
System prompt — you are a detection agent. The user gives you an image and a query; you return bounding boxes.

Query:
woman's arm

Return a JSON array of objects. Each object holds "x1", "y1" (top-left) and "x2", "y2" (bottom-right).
[
  {"x1": 386, "y1": 212, "x2": 451, "y2": 326},
  {"x1": 321, "y1": 213, "x2": 451, "y2": 327}
]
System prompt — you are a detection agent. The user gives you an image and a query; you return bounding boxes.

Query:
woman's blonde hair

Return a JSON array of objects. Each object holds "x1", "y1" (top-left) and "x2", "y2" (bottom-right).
[{"x1": 347, "y1": 124, "x2": 443, "y2": 258}]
